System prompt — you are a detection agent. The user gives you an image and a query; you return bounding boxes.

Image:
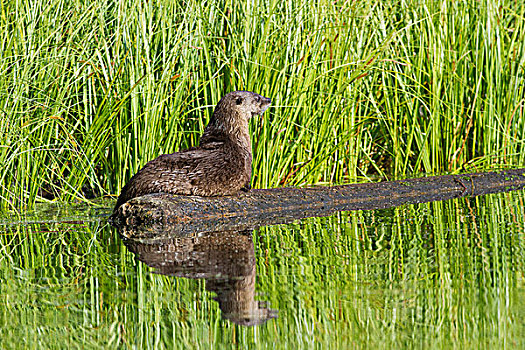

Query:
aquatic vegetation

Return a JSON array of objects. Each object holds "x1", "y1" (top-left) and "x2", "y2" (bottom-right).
[{"x1": 1, "y1": 0, "x2": 524, "y2": 208}]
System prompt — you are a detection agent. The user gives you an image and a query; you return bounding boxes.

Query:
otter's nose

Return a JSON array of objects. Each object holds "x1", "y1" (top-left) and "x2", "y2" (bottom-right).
[{"x1": 262, "y1": 96, "x2": 271, "y2": 104}]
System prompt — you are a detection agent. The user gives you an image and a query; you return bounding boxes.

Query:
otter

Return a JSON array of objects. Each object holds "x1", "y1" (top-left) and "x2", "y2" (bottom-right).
[{"x1": 113, "y1": 91, "x2": 271, "y2": 212}]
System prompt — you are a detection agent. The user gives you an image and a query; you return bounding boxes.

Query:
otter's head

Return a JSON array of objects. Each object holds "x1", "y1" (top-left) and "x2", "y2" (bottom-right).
[
  {"x1": 202, "y1": 91, "x2": 271, "y2": 146},
  {"x1": 217, "y1": 91, "x2": 271, "y2": 120}
]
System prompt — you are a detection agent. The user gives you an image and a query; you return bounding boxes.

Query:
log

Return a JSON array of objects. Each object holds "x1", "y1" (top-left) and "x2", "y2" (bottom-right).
[{"x1": 111, "y1": 169, "x2": 525, "y2": 239}]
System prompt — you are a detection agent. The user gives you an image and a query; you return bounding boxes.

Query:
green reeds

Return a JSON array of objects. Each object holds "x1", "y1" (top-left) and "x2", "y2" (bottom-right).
[{"x1": 1, "y1": 0, "x2": 524, "y2": 208}]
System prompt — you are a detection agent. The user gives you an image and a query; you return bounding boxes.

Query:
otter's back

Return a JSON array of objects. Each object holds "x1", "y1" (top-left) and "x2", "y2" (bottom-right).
[{"x1": 114, "y1": 141, "x2": 251, "y2": 210}]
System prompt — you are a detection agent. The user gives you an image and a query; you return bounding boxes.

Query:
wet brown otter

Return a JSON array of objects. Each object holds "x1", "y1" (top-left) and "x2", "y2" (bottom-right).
[{"x1": 113, "y1": 91, "x2": 271, "y2": 212}]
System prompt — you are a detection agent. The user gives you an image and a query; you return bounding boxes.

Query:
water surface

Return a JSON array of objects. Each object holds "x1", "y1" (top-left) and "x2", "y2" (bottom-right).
[{"x1": 1, "y1": 191, "x2": 524, "y2": 348}]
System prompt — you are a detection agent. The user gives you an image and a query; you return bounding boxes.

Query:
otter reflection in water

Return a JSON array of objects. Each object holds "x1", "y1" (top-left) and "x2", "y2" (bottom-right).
[
  {"x1": 122, "y1": 228, "x2": 277, "y2": 326},
  {"x1": 114, "y1": 91, "x2": 271, "y2": 212}
]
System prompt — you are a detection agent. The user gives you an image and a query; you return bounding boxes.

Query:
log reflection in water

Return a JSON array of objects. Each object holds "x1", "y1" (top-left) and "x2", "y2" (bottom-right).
[{"x1": 122, "y1": 228, "x2": 277, "y2": 326}]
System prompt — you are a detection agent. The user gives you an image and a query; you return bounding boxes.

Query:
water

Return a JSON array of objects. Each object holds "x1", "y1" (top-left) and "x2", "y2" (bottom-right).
[{"x1": 1, "y1": 191, "x2": 524, "y2": 348}]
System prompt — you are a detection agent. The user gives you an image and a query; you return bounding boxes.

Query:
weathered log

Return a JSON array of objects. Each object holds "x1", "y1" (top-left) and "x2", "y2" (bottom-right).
[{"x1": 111, "y1": 169, "x2": 525, "y2": 238}]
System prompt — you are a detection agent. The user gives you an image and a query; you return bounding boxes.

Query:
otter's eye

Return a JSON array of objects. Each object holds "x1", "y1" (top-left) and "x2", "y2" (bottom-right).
[
  {"x1": 235, "y1": 97, "x2": 243, "y2": 105},
  {"x1": 255, "y1": 96, "x2": 260, "y2": 102}
]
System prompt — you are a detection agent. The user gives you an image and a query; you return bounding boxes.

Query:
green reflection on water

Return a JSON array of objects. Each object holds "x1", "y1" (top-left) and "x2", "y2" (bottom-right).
[{"x1": 1, "y1": 191, "x2": 524, "y2": 348}]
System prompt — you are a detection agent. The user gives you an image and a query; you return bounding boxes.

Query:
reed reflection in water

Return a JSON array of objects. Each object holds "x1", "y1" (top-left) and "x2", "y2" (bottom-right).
[{"x1": 1, "y1": 190, "x2": 525, "y2": 348}]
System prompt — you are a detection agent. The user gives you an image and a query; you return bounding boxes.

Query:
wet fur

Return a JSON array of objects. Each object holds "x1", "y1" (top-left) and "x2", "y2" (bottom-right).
[{"x1": 114, "y1": 91, "x2": 271, "y2": 212}]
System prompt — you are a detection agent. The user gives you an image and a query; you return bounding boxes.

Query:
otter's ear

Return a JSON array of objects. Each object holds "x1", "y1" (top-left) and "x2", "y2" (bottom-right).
[{"x1": 235, "y1": 97, "x2": 243, "y2": 105}]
